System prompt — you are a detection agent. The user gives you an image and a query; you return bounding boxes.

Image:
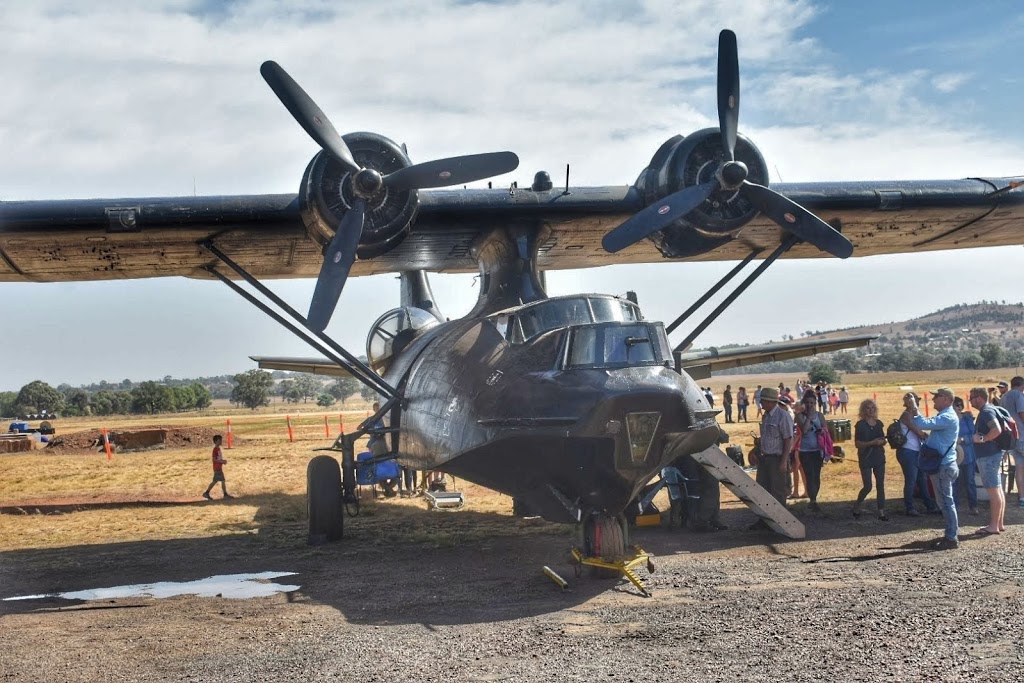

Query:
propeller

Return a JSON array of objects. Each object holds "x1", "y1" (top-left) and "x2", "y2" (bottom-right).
[
  {"x1": 602, "y1": 30, "x2": 853, "y2": 260},
  {"x1": 260, "y1": 61, "x2": 520, "y2": 331}
]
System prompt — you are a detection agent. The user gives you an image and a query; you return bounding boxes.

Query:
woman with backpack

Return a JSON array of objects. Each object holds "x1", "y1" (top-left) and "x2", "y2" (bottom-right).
[
  {"x1": 794, "y1": 391, "x2": 828, "y2": 513},
  {"x1": 894, "y1": 392, "x2": 940, "y2": 517},
  {"x1": 968, "y1": 387, "x2": 1007, "y2": 535}
]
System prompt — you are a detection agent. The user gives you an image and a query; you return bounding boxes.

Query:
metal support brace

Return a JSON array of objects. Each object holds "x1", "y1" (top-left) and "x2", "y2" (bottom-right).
[
  {"x1": 200, "y1": 240, "x2": 398, "y2": 400},
  {"x1": 665, "y1": 247, "x2": 762, "y2": 335},
  {"x1": 570, "y1": 546, "x2": 656, "y2": 597},
  {"x1": 674, "y1": 235, "x2": 798, "y2": 361}
]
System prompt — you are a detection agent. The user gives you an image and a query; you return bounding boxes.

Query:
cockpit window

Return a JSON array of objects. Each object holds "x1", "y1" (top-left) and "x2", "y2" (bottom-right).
[
  {"x1": 498, "y1": 296, "x2": 641, "y2": 343},
  {"x1": 567, "y1": 323, "x2": 671, "y2": 369}
]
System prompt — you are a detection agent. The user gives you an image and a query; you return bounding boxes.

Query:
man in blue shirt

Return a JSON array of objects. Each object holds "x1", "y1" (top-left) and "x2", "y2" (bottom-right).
[{"x1": 908, "y1": 387, "x2": 960, "y2": 550}]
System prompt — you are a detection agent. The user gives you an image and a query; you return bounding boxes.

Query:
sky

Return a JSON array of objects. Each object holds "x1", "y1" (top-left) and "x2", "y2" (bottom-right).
[{"x1": 1, "y1": 0, "x2": 1022, "y2": 390}]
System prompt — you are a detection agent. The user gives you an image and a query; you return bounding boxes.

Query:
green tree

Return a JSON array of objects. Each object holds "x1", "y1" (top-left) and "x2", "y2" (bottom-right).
[
  {"x1": 980, "y1": 342, "x2": 1004, "y2": 368},
  {"x1": 190, "y1": 383, "x2": 212, "y2": 410},
  {"x1": 131, "y1": 381, "x2": 176, "y2": 414},
  {"x1": 14, "y1": 380, "x2": 65, "y2": 416},
  {"x1": 962, "y1": 352, "x2": 984, "y2": 370},
  {"x1": 328, "y1": 376, "x2": 362, "y2": 404},
  {"x1": 0, "y1": 391, "x2": 17, "y2": 418},
  {"x1": 293, "y1": 374, "x2": 322, "y2": 403},
  {"x1": 316, "y1": 392, "x2": 336, "y2": 408},
  {"x1": 807, "y1": 362, "x2": 841, "y2": 385},
  {"x1": 172, "y1": 385, "x2": 196, "y2": 411},
  {"x1": 231, "y1": 370, "x2": 272, "y2": 410},
  {"x1": 62, "y1": 388, "x2": 92, "y2": 417}
]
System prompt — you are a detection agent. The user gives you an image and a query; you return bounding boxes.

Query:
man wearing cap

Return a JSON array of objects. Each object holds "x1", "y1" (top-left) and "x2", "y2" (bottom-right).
[
  {"x1": 750, "y1": 387, "x2": 794, "y2": 529},
  {"x1": 907, "y1": 387, "x2": 960, "y2": 550},
  {"x1": 998, "y1": 376, "x2": 1024, "y2": 505}
]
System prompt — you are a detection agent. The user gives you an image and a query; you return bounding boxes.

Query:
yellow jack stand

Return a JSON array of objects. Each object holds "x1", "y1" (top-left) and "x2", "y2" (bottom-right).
[{"x1": 571, "y1": 546, "x2": 656, "y2": 597}]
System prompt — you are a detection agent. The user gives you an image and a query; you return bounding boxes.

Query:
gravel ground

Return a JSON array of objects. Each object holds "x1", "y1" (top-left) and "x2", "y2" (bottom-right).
[{"x1": 1, "y1": 502, "x2": 1023, "y2": 682}]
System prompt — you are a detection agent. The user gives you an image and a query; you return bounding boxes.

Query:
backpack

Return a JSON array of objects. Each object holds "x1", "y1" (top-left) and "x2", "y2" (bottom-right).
[
  {"x1": 990, "y1": 406, "x2": 1018, "y2": 450},
  {"x1": 885, "y1": 419, "x2": 907, "y2": 450}
]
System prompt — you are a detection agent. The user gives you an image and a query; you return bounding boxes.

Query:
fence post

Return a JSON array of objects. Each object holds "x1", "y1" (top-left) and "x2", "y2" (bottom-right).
[
  {"x1": 324, "y1": 415, "x2": 330, "y2": 438},
  {"x1": 226, "y1": 419, "x2": 233, "y2": 449},
  {"x1": 923, "y1": 392, "x2": 930, "y2": 417},
  {"x1": 286, "y1": 415, "x2": 294, "y2": 443},
  {"x1": 339, "y1": 414, "x2": 344, "y2": 434}
]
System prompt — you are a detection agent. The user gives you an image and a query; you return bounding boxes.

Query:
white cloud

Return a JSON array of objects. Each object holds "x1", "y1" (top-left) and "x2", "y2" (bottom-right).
[
  {"x1": 0, "y1": 0, "x2": 1022, "y2": 388},
  {"x1": 931, "y1": 72, "x2": 969, "y2": 94}
]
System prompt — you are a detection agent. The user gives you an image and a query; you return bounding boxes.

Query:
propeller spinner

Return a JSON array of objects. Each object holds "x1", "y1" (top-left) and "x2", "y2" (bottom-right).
[
  {"x1": 260, "y1": 61, "x2": 520, "y2": 332},
  {"x1": 601, "y1": 30, "x2": 853, "y2": 260}
]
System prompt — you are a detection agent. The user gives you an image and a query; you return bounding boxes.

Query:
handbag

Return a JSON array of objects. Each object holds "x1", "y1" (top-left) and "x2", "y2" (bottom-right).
[
  {"x1": 816, "y1": 418, "x2": 834, "y2": 460},
  {"x1": 918, "y1": 443, "x2": 951, "y2": 475}
]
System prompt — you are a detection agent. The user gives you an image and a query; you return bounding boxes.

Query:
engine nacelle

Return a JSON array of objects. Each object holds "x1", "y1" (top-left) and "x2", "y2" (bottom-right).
[
  {"x1": 634, "y1": 129, "x2": 770, "y2": 258},
  {"x1": 640, "y1": 129, "x2": 771, "y2": 231},
  {"x1": 299, "y1": 132, "x2": 419, "y2": 259}
]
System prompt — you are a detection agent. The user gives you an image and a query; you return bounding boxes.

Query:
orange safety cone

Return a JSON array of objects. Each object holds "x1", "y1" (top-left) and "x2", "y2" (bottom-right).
[
  {"x1": 324, "y1": 415, "x2": 330, "y2": 438},
  {"x1": 102, "y1": 428, "x2": 113, "y2": 461},
  {"x1": 286, "y1": 415, "x2": 294, "y2": 443},
  {"x1": 339, "y1": 414, "x2": 344, "y2": 434},
  {"x1": 226, "y1": 419, "x2": 233, "y2": 449}
]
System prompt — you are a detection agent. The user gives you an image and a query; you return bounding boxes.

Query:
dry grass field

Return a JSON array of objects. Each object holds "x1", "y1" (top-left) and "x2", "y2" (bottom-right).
[{"x1": 1, "y1": 368, "x2": 1019, "y2": 554}]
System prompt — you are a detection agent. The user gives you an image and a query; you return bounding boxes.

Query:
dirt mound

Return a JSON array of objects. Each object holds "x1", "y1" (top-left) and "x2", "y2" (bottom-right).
[{"x1": 46, "y1": 426, "x2": 222, "y2": 453}]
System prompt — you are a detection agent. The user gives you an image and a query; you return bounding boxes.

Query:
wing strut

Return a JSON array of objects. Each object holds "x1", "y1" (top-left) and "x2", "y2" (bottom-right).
[
  {"x1": 665, "y1": 247, "x2": 763, "y2": 335},
  {"x1": 200, "y1": 241, "x2": 398, "y2": 401},
  {"x1": 671, "y1": 235, "x2": 798, "y2": 368}
]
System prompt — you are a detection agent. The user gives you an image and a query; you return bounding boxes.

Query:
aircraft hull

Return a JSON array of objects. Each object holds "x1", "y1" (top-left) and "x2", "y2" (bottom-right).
[{"x1": 394, "y1": 318, "x2": 720, "y2": 523}]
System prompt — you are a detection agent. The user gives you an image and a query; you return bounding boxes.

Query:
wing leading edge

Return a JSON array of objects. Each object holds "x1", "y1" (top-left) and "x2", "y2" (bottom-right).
[
  {"x1": 1, "y1": 177, "x2": 1022, "y2": 283},
  {"x1": 678, "y1": 334, "x2": 878, "y2": 380}
]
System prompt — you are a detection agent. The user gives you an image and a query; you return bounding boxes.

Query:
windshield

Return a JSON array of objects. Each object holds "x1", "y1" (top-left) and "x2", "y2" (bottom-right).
[
  {"x1": 510, "y1": 297, "x2": 641, "y2": 342},
  {"x1": 567, "y1": 322, "x2": 671, "y2": 369}
]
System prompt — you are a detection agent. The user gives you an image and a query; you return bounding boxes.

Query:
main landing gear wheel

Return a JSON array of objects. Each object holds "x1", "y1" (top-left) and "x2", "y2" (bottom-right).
[
  {"x1": 307, "y1": 455, "x2": 344, "y2": 545},
  {"x1": 581, "y1": 513, "x2": 627, "y2": 578}
]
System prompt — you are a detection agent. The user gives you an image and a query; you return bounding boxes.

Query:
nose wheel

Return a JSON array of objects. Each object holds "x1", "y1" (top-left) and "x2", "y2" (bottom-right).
[{"x1": 571, "y1": 512, "x2": 655, "y2": 597}]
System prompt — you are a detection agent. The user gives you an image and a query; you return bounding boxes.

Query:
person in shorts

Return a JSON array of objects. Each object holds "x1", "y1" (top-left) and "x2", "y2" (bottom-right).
[
  {"x1": 968, "y1": 387, "x2": 1005, "y2": 534},
  {"x1": 998, "y1": 376, "x2": 1024, "y2": 505},
  {"x1": 203, "y1": 434, "x2": 234, "y2": 500}
]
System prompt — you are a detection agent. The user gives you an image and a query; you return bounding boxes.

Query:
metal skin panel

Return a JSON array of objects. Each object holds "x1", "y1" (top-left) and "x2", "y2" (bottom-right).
[
  {"x1": 393, "y1": 316, "x2": 721, "y2": 523},
  {"x1": 1, "y1": 176, "x2": 1022, "y2": 282}
]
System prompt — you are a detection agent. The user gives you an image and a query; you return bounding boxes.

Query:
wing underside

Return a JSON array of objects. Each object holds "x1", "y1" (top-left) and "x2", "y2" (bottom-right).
[
  {"x1": 678, "y1": 334, "x2": 877, "y2": 380},
  {"x1": 1, "y1": 179, "x2": 1021, "y2": 283}
]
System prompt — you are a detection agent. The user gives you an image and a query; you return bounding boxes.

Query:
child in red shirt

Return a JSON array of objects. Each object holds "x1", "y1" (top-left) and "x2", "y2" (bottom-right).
[{"x1": 202, "y1": 434, "x2": 234, "y2": 500}]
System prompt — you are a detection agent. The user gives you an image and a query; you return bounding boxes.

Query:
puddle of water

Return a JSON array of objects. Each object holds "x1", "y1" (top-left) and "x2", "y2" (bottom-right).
[{"x1": 3, "y1": 571, "x2": 300, "y2": 602}]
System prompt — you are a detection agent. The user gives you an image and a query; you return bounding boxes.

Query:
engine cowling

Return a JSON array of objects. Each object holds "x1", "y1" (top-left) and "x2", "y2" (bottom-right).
[
  {"x1": 299, "y1": 132, "x2": 419, "y2": 259},
  {"x1": 634, "y1": 128, "x2": 770, "y2": 258}
]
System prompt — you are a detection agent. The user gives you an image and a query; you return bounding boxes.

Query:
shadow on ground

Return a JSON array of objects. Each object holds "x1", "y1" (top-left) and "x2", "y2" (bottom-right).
[{"x1": 2, "y1": 492, "x2": 1020, "y2": 627}]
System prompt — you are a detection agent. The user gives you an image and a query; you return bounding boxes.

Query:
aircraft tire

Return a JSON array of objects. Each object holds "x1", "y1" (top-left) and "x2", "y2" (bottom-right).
[
  {"x1": 585, "y1": 514, "x2": 626, "y2": 578},
  {"x1": 307, "y1": 455, "x2": 344, "y2": 545}
]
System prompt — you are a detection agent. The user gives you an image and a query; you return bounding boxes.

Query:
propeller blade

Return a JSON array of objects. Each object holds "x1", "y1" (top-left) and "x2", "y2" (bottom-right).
[
  {"x1": 260, "y1": 61, "x2": 360, "y2": 174},
  {"x1": 307, "y1": 199, "x2": 366, "y2": 332},
  {"x1": 383, "y1": 151, "x2": 520, "y2": 190},
  {"x1": 602, "y1": 180, "x2": 717, "y2": 253},
  {"x1": 741, "y1": 182, "x2": 854, "y2": 259},
  {"x1": 717, "y1": 30, "x2": 740, "y2": 162}
]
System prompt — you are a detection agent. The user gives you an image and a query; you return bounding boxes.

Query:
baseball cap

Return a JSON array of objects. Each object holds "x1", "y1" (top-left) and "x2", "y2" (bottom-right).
[
  {"x1": 997, "y1": 381, "x2": 1009, "y2": 389},
  {"x1": 931, "y1": 387, "x2": 955, "y2": 400},
  {"x1": 778, "y1": 394, "x2": 793, "y2": 406}
]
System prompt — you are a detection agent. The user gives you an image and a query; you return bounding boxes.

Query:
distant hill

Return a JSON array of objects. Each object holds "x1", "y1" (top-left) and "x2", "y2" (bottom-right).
[{"x1": 711, "y1": 301, "x2": 1024, "y2": 375}]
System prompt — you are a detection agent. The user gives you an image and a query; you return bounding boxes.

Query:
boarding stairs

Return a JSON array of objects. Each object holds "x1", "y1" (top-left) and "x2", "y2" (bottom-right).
[{"x1": 691, "y1": 446, "x2": 805, "y2": 539}]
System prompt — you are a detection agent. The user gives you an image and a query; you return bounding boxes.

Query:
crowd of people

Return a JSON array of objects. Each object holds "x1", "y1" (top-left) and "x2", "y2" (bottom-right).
[
  {"x1": 746, "y1": 377, "x2": 1024, "y2": 550},
  {"x1": 710, "y1": 381, "x2": 850, "y2": 424}
]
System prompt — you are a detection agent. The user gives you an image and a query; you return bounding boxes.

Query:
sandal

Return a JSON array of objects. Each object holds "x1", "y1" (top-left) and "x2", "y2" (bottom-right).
[{"x1": 975, "y1": 527, "x2": 999, "y2": 536}]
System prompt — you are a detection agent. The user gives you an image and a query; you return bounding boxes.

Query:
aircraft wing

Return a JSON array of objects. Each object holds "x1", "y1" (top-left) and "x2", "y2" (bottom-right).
[
  {"x1": 678, "y1": 334, "x2": 877, "y2": 380},
  {"x1": 1, "y1": 177, "x2": 1022, "y2": 283},
  {"x1": 250, "y1": 355, "x2": 363, "y2": 379}
]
